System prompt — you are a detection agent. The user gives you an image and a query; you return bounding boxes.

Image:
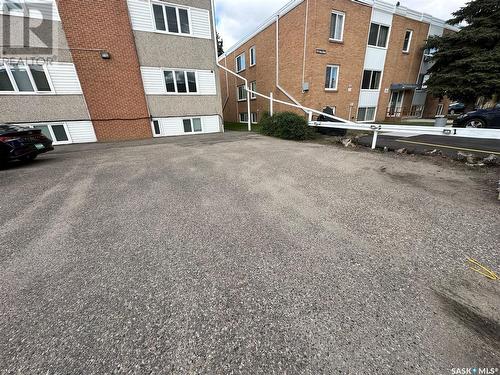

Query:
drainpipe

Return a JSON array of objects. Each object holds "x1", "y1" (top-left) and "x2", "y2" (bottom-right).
[
  {"x1": 301, "y1": 0, "x2": 309, "y2": 92},
  {"x1": 211, "y1": 0, "x2": 251, "y2": 131}
]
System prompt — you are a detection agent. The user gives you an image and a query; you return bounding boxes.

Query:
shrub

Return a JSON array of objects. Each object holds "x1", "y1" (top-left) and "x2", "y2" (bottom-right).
[{"x1": 260, "y1": 112, "x2": 315, "y2": 140}]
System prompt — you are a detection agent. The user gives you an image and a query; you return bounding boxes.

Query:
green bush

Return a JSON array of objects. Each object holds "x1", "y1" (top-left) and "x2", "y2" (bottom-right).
[{"x1": 260, "y1": 112, "x2": 315, "y2": 140}]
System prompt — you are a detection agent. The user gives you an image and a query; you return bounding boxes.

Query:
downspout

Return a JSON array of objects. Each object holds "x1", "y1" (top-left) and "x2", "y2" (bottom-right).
[
  {"x1": 275, "y1": 14, "x2": 306, "y2": 113},
  {"x1": 301, "y1": 0, "x2": 309, "y2": 92},
  {"x1": 212, "y1": 0, "x2": 251, "y2": 131}
]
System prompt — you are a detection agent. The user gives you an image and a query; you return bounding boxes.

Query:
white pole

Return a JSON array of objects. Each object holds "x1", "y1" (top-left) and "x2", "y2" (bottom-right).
[
  {"x1": 246, "y1": 85, "x2": 251, "y2": 131},
  {"x1": 371, "y1": 131, "x2": 379, "y2": 149},
  {"x1": 270, "y1": 92, "x2": 274, "y2": 116},
  {"x1": 308, "y1": 111, "x2": 313, "y2": 123}
]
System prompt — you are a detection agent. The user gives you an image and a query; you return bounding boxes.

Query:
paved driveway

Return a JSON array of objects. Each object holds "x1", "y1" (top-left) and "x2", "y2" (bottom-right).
[{"x1": 1, "y1": 132, "x2": 499, "y2": 374}]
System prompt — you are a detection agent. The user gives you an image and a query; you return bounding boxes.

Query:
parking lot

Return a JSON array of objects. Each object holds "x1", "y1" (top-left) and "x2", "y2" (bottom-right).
[{"x1": 1, "y1": 132, "x2": 499, "y2": 373}]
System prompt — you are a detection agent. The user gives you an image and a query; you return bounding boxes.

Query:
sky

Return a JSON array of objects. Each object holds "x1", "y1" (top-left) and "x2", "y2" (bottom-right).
[{"x1": 214, "y1": 0, "x2": 468, "y2": 50}]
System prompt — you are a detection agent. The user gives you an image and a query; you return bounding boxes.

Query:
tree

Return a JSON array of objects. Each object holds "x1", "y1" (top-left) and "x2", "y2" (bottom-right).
[
  {"x1": 424, "y1": 0, "x2": 500, "y2": 105},
  {"x1": 217, "y1": 32, "x2": 224, "y2": 57}
]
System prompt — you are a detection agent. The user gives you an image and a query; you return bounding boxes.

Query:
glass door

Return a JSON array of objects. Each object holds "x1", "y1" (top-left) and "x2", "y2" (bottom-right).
[{"x1": 389, "y1": 91, "x2": 404, "y2": 117}]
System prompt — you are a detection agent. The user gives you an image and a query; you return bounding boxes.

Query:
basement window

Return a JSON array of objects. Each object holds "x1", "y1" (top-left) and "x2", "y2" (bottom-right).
[
  {"x1": 239, "y1": 113, "x2": 248, "y2": 123},
  {"x1": 329, "y1": 11, "x2": 345, "y2": 42},
  {"x1": 357, "y1": 107, "x2": 376, "y2": 122},
  {"x1": 153, "y1": 120, "x2": 161, "y2": 135},
  {"x1": 183, "y1": 118, "x2": 203, "y2": 133},
  {"x1": 251, "y1": 113, "x2": 258, "y2": 124},
  {"x1": 368, "y1": 23, "x2": 389, "y2": 48},
  {"x1": 361, "y1": 70, "x2": 381, "y2": 90},
  {"x1": 152, "y1": 2, "x2": 191, "y2": 35}
]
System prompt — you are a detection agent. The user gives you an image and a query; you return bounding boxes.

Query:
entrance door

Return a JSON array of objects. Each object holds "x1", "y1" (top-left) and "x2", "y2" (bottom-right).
[
  {"x1": 389, "y1": 91, "x2": 404, "y2": 117},
  {"x1": 33, "y1": 124, "x2": 72, "y2": 145}
]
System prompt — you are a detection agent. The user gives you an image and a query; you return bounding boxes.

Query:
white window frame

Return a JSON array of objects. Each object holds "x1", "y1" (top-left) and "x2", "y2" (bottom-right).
[
  {"x1": 237, "y1": 84, "x2": 247, "y2": 101},
  {"x1": 361, "y1": 70, "x2": 382, "y2": 91},
  {"x1": 182, "y1": 117, "x2": 203, "y2": 133},
  {"x1": 162, "y1": 69, "x2": 198, "y2": 95},
  {"x1": 251, "y1": 112, "x2": 258, "y2": 124},
  {"x1": 150, "y1": 1, "x2": 192, "y2": 37},
  {"x1": 436, "y1": 103, "x2": 444, "y2": 116},
  {"x1": 2, "y1": 0, "x2": 27, "y2": 16},
  {"x1": 0, "y1": 63, "x2": 54, "y2": 95},
  {"x1": 250, "y1": 81, "x2": 256, "y2": 99},
  {"x1": 402, "y1": 30, "x2": 413, "y2": 53},
  {"x1": 29, "y1": 123, "x2": 72, "y2": 145},
  {"x1": 235, "y1": 53, "x2": 246, "y2": 73},
  {"x1": 357, "y1": 107, "x2": 377, "y2": 122},
  {"x1": 249, "y1": 46, "x2": 256, "y2": 66},
  {"x1": 368, "y1": 23, "x2": 390, "y2": 49},
  {"x1": 329, "y1": 10, "x2": 345, "y2": 42},
  {"x1": 239, "y1": 113, "x2": 248, "y2": 123},
  {"x1": 325, "y1": 65, "x2": 340, "y2": 91}
]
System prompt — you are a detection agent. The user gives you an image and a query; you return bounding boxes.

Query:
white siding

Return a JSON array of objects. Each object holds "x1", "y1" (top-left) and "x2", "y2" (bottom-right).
[
  {"x1": 153, "y1": 116, "x2": 221, "y2": 137},
  {"x1": 0, "y1": 0, "x2": 60, "y2": 21},
  {"x1": 66, "y1": 121, "x2": 97, "y2": 143},
  {"x1": 46, "y1": 63, "x2": 83, "y2": 95},
  {"x1": 190, "y1": 8, "x2": 212, "y2": 39},
  {"x1": 141, "y1": 67, "x2": 165, "y2": 95},
  {"x1": 127, "y1": 0, "x2": 154, "y2": 32},
  {"x1": 428, "y1": 25, "x2": 444, "y2": 37},
  {"x1": 364, "y1": 47, "x2": 387, "y2": 70},
  {"x1": 197, "y1": 71, "x2": 217, "y2": 95},
  {"x1": 371, "y1": 8, "x2": 393, "y2": 26},
  {"x1": 358, "y1": 91, "x2": 381, "y2": 107}
]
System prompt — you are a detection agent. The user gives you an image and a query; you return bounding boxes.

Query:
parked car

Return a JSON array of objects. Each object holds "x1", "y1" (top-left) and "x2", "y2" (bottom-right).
[
  {"x1": 447, "y1": 102, "x2": 466, "y2": 115},
  {"x1": 0, "y1": 125, "x2": 53, "y2": 166},
  {"x1": 453, "y1": 104, "x2": 500, "y2": 129}
]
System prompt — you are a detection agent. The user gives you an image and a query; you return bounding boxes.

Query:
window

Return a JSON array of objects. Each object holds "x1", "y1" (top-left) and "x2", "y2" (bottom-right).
[
  {"x1": 250, "y1": 81, "x2": 256, "y2": 99},
  {"x1": 418, "y1": 73, "x2": 430, "y2": 89},
  {"x1": 251, "y1": 112, "x2": 258, "y2": 124},
  {"x1": 163, "y1": 70, "x2": 197, "y2": 94},
  {"x1": 183, "y1": 118, "x2": 202, "y2": 133},
  {"x1": 152, "y1": 2, "x2": 190, "y2": 35},
  {"x1": 402, "y1": 30, "x2": 412, "y2": 53},
  {"x1": 239, "y1": 113, "x2": 248, "y2": 123},
  {"x1": 330, "y1": 11, "x2": 345, "y2": 42},
  {"x1": 325, "y1": 65, "x2": 339, "y2": 90},
  {"x1": 33, "y1": 124, "x2": 71, "y2": 144},
  {"x1": 436, "y1": 103, "x2": 444, "y2": 116},
  {"x1": 249, "y1": 46, "x2": 256, "y2": 66},
  {"x1": 237, "y1": 85, "x2": 247, "y2": 101},
  {"x1": 368, "y1": 23, "x2": 389, "y2": 48},
  {"x1": 236, "y1": 53, "x2": 246, "y2": 72},
  {"x1": 361, "y1": 70, "x2": 381, "y2": 90},
  {"x1": 153, "y1": 120, "x2": 161, "y2": 135},
  {"x1": 3, "y1": 0, "x2": 24, "y2": 12},
  {"x1": 357, "y1": 107, "x2": 376, "y2": 122},
  {"x1": 0, "y1": 63, "x2": 52, "y2": 93}
]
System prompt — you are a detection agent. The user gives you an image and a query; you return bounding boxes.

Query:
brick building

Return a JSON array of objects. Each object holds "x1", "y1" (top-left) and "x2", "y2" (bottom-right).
[
  {"x1": 0, "y1": 0, "x2": 222, "y2": 145},
  {"x1": 218, "y1": 0, "x2": 458, "y2": 124}
]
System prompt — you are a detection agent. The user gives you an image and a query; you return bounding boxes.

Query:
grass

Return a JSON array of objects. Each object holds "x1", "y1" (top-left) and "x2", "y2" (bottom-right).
[{"x1": 224, "y1": 122, "x2": 262, "y2": 133}]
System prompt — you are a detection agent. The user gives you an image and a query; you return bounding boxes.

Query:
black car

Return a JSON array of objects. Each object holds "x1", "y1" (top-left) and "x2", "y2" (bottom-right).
[
  {"x1": 447, "y1": 102, "x2": 466, "y2": 115},
  {"x1": 0, "y1": 125, "x2": 53, "y2": 166},
  {"x1": 453, "y1": 104, "x2": 500, "y2": 129}
]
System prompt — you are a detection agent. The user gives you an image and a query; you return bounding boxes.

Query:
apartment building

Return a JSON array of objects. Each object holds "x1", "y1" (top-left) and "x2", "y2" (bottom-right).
[
  {"x1": 218, "y1": 0, "x2": 459, "y2": 125},
  {"x1": 0, "y1": 0, "x2": 222, "y2": 145}
]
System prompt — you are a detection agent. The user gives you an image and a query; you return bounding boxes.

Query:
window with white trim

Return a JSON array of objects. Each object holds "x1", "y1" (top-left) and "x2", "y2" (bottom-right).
[
  {"x1": 251, "y1": 112, "x2": 258, "y2": 124},
  {"x1": 250, "y1": 81, "x2": 256, "y2": 99},
  {"x1": 357, "y1": 107, "x2": 376, "y2": 122},
  {"x1": 183, "y1": 118, "x2": 202, "y2": 133},
  {"x1": 0, "y1": 63, "x2": 52, "y2": 93},
  {"x1": 237, "y1": 84, "x2": 247, "y2": 101},
  {"x1": 368, "y1": 23, "x2": 389, "y2": 48},
  {"x1": 402, "y1": 30, "x2": 413, "y2": 53},
  {"x1": 236, "y1": 53, "x2": 246, "y2": 72},
  {"x1": 163, "y1": 70, "x2": 197, "y2": 94},
  {"x1": 239, "y1": 113, "x2": 248, "y2": 123},
  {"x1": 325, "y1": 65, "x2": 339, "y2": 90},
  {"x1": 361, "y1": 70, "x2": 381, "y2": 90},
  {"x1": 329, "y1": 11, "x2": 345, "y2": 42},
  {"x1": 152, "y1": 120, "x2": 161, "y2": 135},
  {"x1": 152, "y1": 2, "x2": 190, "y2": 35},
  {"x1": 249, "y1": 46, "x2": 256, "y2": 66},
  {"x1": 436, "y1": 103, "x2": 444, "y2": 116}
]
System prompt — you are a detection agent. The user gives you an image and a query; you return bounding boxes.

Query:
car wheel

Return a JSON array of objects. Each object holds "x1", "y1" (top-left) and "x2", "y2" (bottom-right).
[
  {"x1": 20, "y1": 154, "x2": 37, "y2": 162},
  {"x1": 465, "y1": 118, "x2": 486, "y2": 128},
  {"x1": 450, "y1": 110, "x2": 455, "y2": 115}
]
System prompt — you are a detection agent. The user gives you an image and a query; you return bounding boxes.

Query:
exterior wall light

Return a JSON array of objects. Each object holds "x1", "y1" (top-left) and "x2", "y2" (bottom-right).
[{"x1": 100, "y1": 51, "x2": 111, "y2": 60}]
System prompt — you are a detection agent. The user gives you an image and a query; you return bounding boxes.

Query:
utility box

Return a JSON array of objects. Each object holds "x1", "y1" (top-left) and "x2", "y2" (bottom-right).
[{"x1": 434, "y1": 115, "x2": 447, "y2": 127}]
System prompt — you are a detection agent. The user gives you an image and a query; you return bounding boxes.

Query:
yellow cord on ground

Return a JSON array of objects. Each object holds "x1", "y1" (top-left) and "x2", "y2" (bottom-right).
[{"x1": 467, "y1": 257, "x2": 499, "y2": 280}]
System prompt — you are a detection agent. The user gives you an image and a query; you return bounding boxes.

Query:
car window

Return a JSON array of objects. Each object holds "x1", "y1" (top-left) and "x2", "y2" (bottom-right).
[{"x1": 0, "y1": 125, "x2": 30, "y2": 134}]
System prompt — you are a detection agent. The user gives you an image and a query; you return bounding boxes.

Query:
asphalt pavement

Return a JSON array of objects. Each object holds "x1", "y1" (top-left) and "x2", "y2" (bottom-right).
[
  {"x1": 358, "y1": 134, "x2": 500, "y2": 157},
  {"x1": 1, "y1": 132, "x2": 499, "y2": 374}
]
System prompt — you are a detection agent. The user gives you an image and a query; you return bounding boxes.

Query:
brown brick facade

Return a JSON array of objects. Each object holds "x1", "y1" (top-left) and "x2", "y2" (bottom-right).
[
  {"x1": 56, "y1": 0, "x2": 152, "y2": 142},
  {"x1": 219, "y1": 0, "x2": 454, "y2": 124}
]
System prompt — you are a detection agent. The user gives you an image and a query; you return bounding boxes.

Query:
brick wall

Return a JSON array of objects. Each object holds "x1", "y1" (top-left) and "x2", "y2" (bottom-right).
[{"x1": 56, "y1": 0, "x2": 152, "y2": 142}]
